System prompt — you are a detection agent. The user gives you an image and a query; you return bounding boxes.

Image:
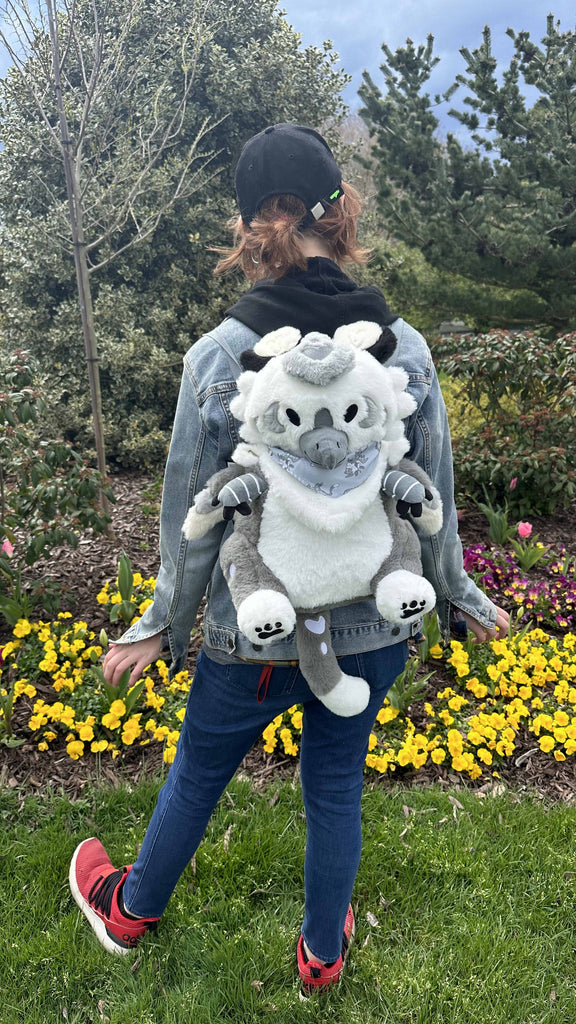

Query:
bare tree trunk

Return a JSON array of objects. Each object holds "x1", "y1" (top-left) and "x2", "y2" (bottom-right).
[{"x1": 45, "y1": 0, "x2": 110, "y2": 509}]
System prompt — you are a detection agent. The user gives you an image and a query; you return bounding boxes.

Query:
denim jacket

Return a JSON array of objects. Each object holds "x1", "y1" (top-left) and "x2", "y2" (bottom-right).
[{"x1": 119, "y1": 316, "x2": 497, "y2": 672}]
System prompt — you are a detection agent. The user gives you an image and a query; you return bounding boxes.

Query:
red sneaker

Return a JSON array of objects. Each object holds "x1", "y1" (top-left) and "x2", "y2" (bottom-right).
[
  {"x1": 69, "y1": 837, "x2": 160, "y2": 955},
  {"x1": 297, "y1": 904, "x2": 355, "y2": 998}
]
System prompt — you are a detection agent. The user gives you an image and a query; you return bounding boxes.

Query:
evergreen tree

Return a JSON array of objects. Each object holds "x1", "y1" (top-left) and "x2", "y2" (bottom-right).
[{"x1": 359, "y1": 15, "x2": 576, "y2": 329}]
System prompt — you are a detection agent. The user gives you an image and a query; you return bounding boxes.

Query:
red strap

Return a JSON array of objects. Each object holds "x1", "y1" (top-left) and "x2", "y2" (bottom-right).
[{"x1": 257, "y1": 663, "x2": 273, "y2": 703}]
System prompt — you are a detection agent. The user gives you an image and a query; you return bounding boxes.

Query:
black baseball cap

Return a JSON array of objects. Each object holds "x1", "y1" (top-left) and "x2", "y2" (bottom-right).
[{"x1": 235, "y1": 123, "x2": 343, "y2": 228}]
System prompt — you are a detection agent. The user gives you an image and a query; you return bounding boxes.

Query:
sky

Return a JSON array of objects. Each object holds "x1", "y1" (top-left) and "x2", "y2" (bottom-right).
[{"x1": 277, "y1": 0, "x2": 575, "y2": 135}]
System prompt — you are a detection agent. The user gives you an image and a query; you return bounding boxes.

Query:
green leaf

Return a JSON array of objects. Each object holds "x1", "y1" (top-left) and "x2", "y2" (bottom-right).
[
  {"x1": 125, "y1": 678, "x2": 145, "y2": 715},
  {"x1": 117, "y1": 553, "x2": 133, "y2": 603},
  {"x1": 1, "y1": 735, "x2": 26, "y2": 748}
]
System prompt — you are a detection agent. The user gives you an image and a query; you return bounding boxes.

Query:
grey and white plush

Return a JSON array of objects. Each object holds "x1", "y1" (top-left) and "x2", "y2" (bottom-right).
[{"x1": 183, "y1": 321, "x2": 442, "y2": 717}]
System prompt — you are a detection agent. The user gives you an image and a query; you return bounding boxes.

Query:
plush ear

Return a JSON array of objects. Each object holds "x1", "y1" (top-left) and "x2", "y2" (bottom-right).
[
  {"x1": 240, "y1": 349, "x2": 271, "y2": 373},
  {"x1": 254, "y1": 325, "x2": 301, "y2": 357},
  {"x1": 333, "y1": 321, "x2": 383, "y2": 350},
  {"x1": 366, "y1": 326, "x2": 397, "y2": 364}
]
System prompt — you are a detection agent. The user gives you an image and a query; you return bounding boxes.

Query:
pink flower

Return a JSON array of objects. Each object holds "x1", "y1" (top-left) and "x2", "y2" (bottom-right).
[
  {"x1": 1, "y1": 539, "x2": 13, "y2": 557},
  {"x1": 510, "y1": 477, "x2": 518, "y2": 490},
  {"x1": 517, "y1": 521, "x2": 532, "y2": 539}
]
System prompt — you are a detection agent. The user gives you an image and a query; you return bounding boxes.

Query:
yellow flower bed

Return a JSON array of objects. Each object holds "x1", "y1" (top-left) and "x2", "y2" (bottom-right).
[
  {"x1": 1, "y1": 591, "x2": 190, "y2": 764},
  {"x1": 3, "y1": 567, "x2": 576, "y2": 782},
  {"x1": 261, "y1": 629, "x2": 576, "y2": 780}
]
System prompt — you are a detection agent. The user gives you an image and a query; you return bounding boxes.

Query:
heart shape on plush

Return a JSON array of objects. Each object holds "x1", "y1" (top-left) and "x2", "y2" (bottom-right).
[{"x1": 304, "y1": 615, "x2": 326, "y2": 635}]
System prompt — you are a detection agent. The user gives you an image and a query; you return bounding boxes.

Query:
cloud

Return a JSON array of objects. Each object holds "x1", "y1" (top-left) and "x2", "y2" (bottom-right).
[{"x1": 279, "y1": 0, "x2": 575, "y2": 123}]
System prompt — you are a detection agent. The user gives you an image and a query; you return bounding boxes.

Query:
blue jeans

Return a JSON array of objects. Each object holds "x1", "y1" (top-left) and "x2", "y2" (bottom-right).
[{"x1": 122, "y1": 641, "x2": 407, "y2": 962}]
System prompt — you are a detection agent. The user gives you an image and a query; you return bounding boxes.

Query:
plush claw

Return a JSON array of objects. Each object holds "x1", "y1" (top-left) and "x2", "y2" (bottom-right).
[
  {"x1": 397, "y1": 499, "x2": 422, "y2": 519},
  {"x1": 223, "y1": 501, "x2": 252, "y2": 522}
]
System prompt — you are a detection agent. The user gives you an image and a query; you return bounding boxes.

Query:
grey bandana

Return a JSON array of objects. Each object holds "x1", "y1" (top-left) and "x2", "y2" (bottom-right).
[{"x1": 267, "y1": 442, "x2": 380, "y2": 497}]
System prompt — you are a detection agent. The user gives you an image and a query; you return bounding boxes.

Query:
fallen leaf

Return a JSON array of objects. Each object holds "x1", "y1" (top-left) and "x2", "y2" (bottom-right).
[
  {"x1": 448, "y1": 795, "x2": 464, "y2": 811},
  {"x1": 223, "y1": 823, "x2": 233, "y2": 852},
  {"x1": 130, "y1": 956, "x2": 141, "y2": 974},
  {"x1": 251, "y1": 980, "x2": 264, "y2": 991},
  {"x1": 366, "y1": 911, "x2": 379, "y2": 927},
  {"x1": 402, "y1": 804, "x2": 414, "y2": 818},
  {"x1": 550, "y1": 989, "x2": 556, "y2": 1002}
]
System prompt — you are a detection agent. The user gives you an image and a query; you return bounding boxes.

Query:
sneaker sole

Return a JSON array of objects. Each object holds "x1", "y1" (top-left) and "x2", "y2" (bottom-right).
[
  {"x1": 298, "y1": 915, "x2": 356, "y2": 1000},
  {"x1": 69, "y1": 839, "x2": 133, "y2": 956}
]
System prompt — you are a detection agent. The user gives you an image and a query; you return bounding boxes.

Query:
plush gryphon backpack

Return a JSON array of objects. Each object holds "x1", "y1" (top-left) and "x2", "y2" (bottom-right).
[{"x1": 183, "y1": 321, "x2": 442, "y2": 716}]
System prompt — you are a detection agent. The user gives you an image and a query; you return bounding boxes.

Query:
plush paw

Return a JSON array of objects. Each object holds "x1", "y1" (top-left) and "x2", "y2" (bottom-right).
[
  {"x1": 236, "y1": 590, "x2": 296, "y2": 645},
  {"x1": 318, "y1": 673, "x2": 370, "y2": 717},
  {"x1": 375, "y1": 570, "x2": 436, "y2": 625},
  {"x1": 182, "y1": 504, "x2": 223, "y2": 540}
]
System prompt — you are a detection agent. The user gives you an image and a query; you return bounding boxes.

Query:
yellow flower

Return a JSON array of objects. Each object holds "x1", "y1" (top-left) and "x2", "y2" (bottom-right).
[
  {"x1": 554, "y1": 750, "x2": 566, "y2": 762},
  {"x1": 91, "y1": 740, "x2": 108, "y2": 753},
  {"x1": 368, "y1": 732, "x2": 377, "y2": 752},
  {"x1": 431, "y1": 748, "x2": 446, "y2": 764},
  {"x1": 38, "y1": 741, "x2": 49, "y2": 751},
  {"x1": 438, "y1": 709, "x2": 455, "y2": 726},
  {"x1": 539, "y1": 735, "x2": 555, "y2": 753},
  {"x1": 2, "y1": 640, "x2": 20, "y2": 657},
  {"x1": 291, "y1": 710, "x2": 303, "y2": 731},
  {"x1": 78, "y1": 724, "x2": 95, "y2": 742},
  {"x1": 477, "y1": 748, "x2": 493, "y2": 765},
  {"x1": 163, "y1": 744, "x2": 177, "y2": 764},
  {"x1": 102, "y1": 711, "x2": 122, "y2": 730},
  {"x1": 66, "y1": 739, "x2": 85, "y2": 760},
  {"x1": 176, "y1": 707, "x2": 186, "y2": 723},
  {"x1": 448, "y1": 695, "x2": 468, "y2": 711},
  {"x1": 13, "y1": 619, "x2": 32, "y2": 638},
  {"x1": 429, "y1": 644, "x2": 444, "y2": 659},
  {"x1": 376, "y1": 704, "x2": 400, "y2": 724},
  {"x1": 14, "y1": 680, "x2": 36, "y2": 699}
]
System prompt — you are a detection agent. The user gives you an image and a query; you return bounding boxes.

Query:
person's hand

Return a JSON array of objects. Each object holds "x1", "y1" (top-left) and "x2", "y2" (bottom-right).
[
  {"x1": 461, "y1": 605, "x2": 510, "y2": 644},
  {"x1": 102, "y1": 634, "x2": 165, "y2": 688}
]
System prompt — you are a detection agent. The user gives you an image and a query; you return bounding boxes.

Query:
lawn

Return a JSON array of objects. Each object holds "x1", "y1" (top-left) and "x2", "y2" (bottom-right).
[{"x1": 2, "y1": 773, "x2": 576, "y2": 1024}]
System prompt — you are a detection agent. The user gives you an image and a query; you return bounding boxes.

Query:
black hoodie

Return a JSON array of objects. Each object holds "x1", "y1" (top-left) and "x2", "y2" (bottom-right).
[{"x1": 225, "y1": 257, "x2": 397, "y2": 337}]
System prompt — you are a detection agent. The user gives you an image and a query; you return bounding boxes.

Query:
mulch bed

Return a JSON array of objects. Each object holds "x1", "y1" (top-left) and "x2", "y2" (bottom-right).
[{"x1": 2, "y1": 473, "x2": 576, "y2": 802}]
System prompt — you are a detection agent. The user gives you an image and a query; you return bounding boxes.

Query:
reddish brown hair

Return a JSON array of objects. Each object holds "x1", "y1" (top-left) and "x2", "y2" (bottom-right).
[{"x1": 213, "y1": 181, "x2": 371, "y2": 281}]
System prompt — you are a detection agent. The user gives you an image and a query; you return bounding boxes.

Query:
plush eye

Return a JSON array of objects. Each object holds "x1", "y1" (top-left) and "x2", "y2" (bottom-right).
[
  {"x1": 344, "y1": 404, "x2": 358, "y2": 423},
  {"x1": 286, "y1": 408, "x2": 301, "y2": 426}
]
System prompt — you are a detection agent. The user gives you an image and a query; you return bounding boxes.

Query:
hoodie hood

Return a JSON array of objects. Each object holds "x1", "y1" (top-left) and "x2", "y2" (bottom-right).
[{"x1": 225, "y1": 257, "x2": 397, "y2": 337}]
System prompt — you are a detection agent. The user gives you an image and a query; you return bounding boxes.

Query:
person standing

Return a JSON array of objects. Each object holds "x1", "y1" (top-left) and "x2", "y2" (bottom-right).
[{"x1": 69, "y1": 124, "x2": 509, "y2": 996}]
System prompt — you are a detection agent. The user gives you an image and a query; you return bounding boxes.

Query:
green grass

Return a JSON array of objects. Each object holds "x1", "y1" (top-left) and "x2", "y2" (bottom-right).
[{"x1": 1, "y1": 774, "x2": 576, "y2": 1023}]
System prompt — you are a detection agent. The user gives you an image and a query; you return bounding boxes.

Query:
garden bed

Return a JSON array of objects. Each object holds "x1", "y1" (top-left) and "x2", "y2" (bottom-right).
[{"x1": 2, "y1": 472, "x2": 576, "y2": 801}]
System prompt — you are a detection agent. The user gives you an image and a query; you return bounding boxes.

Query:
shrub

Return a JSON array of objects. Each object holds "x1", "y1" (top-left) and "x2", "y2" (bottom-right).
[
  {"x1": 432, "y1": 329, "x2": 576, "y2": 515},
  {"x1": 0, "y1": 349, "x2": 114, "y2": 624}
]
